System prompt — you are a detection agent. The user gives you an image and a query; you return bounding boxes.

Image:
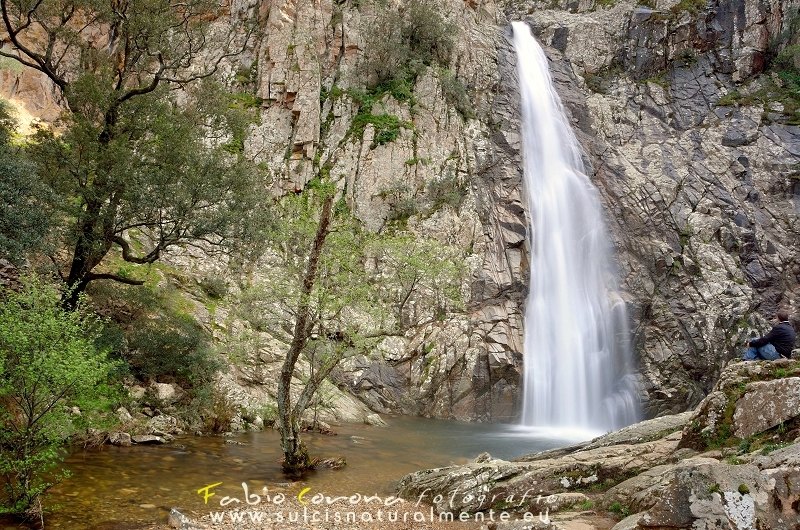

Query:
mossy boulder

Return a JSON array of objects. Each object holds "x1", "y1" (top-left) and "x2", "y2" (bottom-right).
[{"x1": 679, "y1": 360, "x2": 800, "y2": 451}]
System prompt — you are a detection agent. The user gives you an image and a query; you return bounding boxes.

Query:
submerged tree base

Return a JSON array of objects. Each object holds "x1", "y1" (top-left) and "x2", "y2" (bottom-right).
[{"x1": 281, "y1": 441, "x2": 313, "y2": 477}]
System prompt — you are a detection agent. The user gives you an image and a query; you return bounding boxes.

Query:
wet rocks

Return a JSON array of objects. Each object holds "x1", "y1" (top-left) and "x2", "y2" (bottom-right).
[
  {"x1": 131, "y1": 435, "x2": 167, "y2": 445},
  {"x1": 364, "y1": 413, "x2": 387, "y2": 426},
  {"x1": 398, "y1": 362, "x2": 800, "y2": 528},
  {"x1": 106, "y1": 432, "x2": 132, "y2": 447}
]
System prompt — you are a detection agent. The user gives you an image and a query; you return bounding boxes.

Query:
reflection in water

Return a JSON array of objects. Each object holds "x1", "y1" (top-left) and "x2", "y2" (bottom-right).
[{"x1": 3, "y1": 417, "x2": 574, "y2": 529}]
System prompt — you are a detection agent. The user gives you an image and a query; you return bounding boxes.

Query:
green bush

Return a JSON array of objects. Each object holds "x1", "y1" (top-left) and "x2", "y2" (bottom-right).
[
  {"x1": 0, "y1": 102, "x2": 52, "y2": 264},
  {"x1": 358, "y1": 0, "x2": 454, "y2": 88},
  {"x1": 0, "y1": 279, "x2": 118, "y2": 519},
  {"x1": 439, "y1": 69, "x2": 474, "y2": 118},
  {"x1": 126, "y1": 313, "x2": 220, "y2": 389},
  {"x1": 198, "y1": 276, "x2": 228, "y2": 300},
  {"x1": 426, "y1": 172, "x2": 467, "y2": 211},
  {"x1": 350, "y1": 113, "x2": 406, "y2": 146}
]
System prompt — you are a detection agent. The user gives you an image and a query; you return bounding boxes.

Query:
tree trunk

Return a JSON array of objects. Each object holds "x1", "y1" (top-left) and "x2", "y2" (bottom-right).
[
  {"x1": 62, "y1": 200, "x2": 105, "y2": 309},
  {"x1": 277, "y1": 194, "x2": 334, "y2": 475}
]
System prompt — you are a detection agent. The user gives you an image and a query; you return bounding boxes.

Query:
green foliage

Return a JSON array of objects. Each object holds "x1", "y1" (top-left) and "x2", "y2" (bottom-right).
[
  {"x1": 0, "y1": 102, "x2": 51, "y2": 264},
  {"x1": 717, "y1": 37, "x2": 799, "y2": 123},
  {"x1": 198, "y1": 276, "x2": 229, "y2": 301},
  {"x1": 738, "y1": 483, "x2": 750, "y2": 495},
  {"x1": 594, "y1": 0, "x2": 617, "y2": 8},
  {"x1": 126, "y1": 313, "x2": 220, "y2": 390},
  {"x1": 674, "y1": 48, "x2": 698, "y2": 67},
  {"x1": 708, "y1": 483, "x2": 722, "y2": 494},
  {"x1": 759, "y1": 442, "x2": 789, "y2": 455},
  {"x1": 0, "y1": 279, "x2": 118, "y2": 518},
  {"x1": 358, "y1": 0, "x2": 454, "y2": 88},
  {"x1": 229, "y1": 91, "x2": 264, "y2": 111},
  {"x1": 641, "y1": 74, "x2": 669, "y2": 88},
  {"x1": 426, "y1": 172, "x2": 468, "y2": 212},
  {"x1": 584, "y1": 63, "x2": 624, "y2": 94},
  {"x1": 439, "y1": 69, "x2": 474, "y2": 118},
  {"x1": 717, "y1": 91, "x2": 744, "y2": 106},
  {"x1": 577, "y1": 499, "x2": 595, "y2": 510},
  {"x1": 200, "y1": 390, "x2": 238, "y2": 433},
  {"x1": 378, "y1": 184, "x2": 419, "y2": 227},
  {"x1": 608, "y1": 502, "x2": 630, "y2": 517},
  {"x1": 737, "y1": 438, "x2": 752, "y2": 454},
  {"x1": 350, "y1": 113, "x2": 405, "y2": 146},
  {"x1": 368, "y1": 233, "x2": 465, "y2": 326},
  {"x1": 239, "y1": 188, "x2": 465, "y2": 374},
  {"x1": 0, "y1": 0, "x2": 262, "y2": 303},
  {"x1": 670, "y1": 0, "x2": 708, "y2": 15}
]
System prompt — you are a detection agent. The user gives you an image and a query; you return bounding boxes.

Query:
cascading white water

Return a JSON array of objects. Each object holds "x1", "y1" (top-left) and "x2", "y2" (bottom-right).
[{"x1": 512, "y1": 21, "x2": 640, "y2": 435}]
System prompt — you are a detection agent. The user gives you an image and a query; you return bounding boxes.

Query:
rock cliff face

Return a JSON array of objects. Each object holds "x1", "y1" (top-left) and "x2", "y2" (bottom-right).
[
  {"x1": 512, "y1": 0, "x2": 800, "y2": 416},
  {"x1": 2, "y1": 0, "x2": 799, "y2": 421}
]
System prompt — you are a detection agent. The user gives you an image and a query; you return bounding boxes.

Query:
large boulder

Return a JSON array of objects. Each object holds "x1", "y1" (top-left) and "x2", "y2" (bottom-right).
[
  {"x1": 680, "y1": 360, "x2": 800, "y2": 450},
  {"x1": 608, "y1": 454, "x2": 800, "y2": 529},
  {"x1": 732, "y1": 377, "x2": 800, "y2": 438},
  {"x1": 397, "y1": 433, "x2": 681, "y2": 514},
  {"x1": 150, "y1": 382, "x2": 183, "y2": 404}
]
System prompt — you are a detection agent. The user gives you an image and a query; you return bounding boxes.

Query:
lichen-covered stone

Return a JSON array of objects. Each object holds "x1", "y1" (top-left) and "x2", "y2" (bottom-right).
[{"x1": 732, "y1": 377, "x2": 800, "y2": 438}]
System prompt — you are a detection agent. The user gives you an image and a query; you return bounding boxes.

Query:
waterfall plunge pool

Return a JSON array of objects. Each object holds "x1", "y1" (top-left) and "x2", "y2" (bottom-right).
[{"x1": 7, "y1": 417, "x2": 587, "y2": 529}]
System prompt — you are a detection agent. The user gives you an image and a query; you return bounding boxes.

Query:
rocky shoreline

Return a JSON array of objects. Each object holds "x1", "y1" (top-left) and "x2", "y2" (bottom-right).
[
  {"x1": 143, "y1": 359, "x2": 800, "y2": 530},
  {"x1": 396, "y1": 359, "x2": 800, "y2": 529}
]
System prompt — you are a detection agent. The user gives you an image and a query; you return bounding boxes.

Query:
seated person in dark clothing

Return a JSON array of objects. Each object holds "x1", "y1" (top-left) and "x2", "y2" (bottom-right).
[{"x1": 743, "y1": 308, "x2": 796, "y2": 361}]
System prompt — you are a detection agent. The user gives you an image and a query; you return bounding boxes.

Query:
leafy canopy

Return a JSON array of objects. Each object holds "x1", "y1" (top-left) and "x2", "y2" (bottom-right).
[
  {"x1": 0, "y1": 102, "x2": 51, "y2": 264},
  {"x1": 0, "y1": 0, "x2": 261, "y2": 303}
]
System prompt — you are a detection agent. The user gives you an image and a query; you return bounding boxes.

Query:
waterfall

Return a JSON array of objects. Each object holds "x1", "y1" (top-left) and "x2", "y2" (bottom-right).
[{"x1": 512, "y1": 21, "x2": 640, "y2": 435}]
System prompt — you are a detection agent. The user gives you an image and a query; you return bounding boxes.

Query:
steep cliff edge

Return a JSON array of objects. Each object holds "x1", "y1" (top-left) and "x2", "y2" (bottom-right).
[{"x1": 2, "y1": 0, "x2": 798, "y2": 422}]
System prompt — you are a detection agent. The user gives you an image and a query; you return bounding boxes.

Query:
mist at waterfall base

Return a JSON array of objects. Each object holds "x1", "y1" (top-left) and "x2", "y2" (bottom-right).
[{"x1": 512, "y1": 21, "x2": 640, "y2": 440}]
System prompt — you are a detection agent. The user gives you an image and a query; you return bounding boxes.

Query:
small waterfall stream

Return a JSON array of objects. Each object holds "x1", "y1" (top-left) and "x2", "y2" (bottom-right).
[{"x1": 512, "y1": 21, "x2": 640, "y2": 435}]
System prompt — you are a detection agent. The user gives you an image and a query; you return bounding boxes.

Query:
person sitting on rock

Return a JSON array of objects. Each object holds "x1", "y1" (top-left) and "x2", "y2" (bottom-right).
[{"x1": 743, "y1": 308, "x2": 796, "y2": 361}]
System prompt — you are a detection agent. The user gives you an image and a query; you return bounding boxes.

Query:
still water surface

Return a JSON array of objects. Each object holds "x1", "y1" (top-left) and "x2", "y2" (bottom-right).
[{"x1": 9, "y1": 417, "x2": 580, "y2": 528}]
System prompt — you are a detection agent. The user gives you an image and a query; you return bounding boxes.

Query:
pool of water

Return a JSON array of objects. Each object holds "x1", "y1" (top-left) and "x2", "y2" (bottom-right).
[{"x1": 3, "y1": 417, "x2": 582, "y2": 529}]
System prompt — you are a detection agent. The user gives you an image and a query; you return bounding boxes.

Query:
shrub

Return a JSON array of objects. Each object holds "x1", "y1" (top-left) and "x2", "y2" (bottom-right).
[
  {"x1": 0, "y1": 279, "x2": 118, "y2": 520},
  {"x1": 0, "y1": 102, "x2": 52, "y2": 264},
  {"x1": 426, "y1": 172, "x2": 467, "y2": 211},
  {"x1": 126, "y1": 313, "x2": 220, "y2": 389},
  {"x1": 358, "y1": 0, "x2": 454, "y2": 88},
  {"x1": 199, "y1": 276, "x2": 228, "y2": 300},
  {"x1": 439, "y1": 69, "x2": 474, "y2": 118},
  {"x1": 350, "y1": 112, "x2": 406, "y2": 146}
]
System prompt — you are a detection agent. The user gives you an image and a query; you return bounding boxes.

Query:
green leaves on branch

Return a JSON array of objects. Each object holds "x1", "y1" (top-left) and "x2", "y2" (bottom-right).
[
  {"x1": 0, "y1": 0, "x2": 261, "y2": 302},
  {"x1": 0, "y1": 102, "x2": 52, "y2": 264},
  {"x1": 357, "y1": 0, "x2": 455, "y2": 88},
  {"x1": 0, "y1": 279, "x2": 119, "y2": 518},
  {"x1": 239, "y1": 192, "x2": 466, "y2": 346}
]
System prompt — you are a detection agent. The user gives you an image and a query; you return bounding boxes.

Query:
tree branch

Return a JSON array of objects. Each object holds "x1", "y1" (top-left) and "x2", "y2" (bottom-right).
[
  {"x1": 85, "y1": 272, "x2": 145, "y2": 285},
  {"x1": 0, "y1": 0, "x2": 67, "y2": 91},
  {"x1": 110, "y1": 235, "x2": 161, "y2": 264}
]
